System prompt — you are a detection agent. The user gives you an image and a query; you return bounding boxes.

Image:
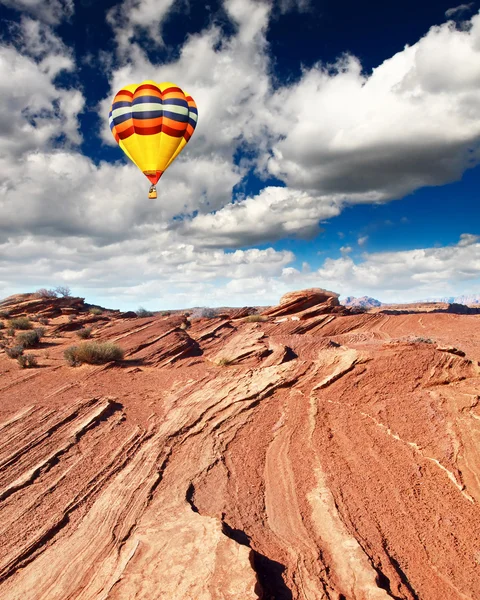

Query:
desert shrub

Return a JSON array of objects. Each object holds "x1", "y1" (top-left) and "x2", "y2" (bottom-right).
[
  {"x1": 64, "y1": 346, "x2": 80, "y2": 366},
  {"x1": 0, "y1": 322, "x2": 4, "y2": 329},
  {"x1": 136, "y1": 307, "x2": 154, "y2": 317},
  {"x1": 55, "y1": 286, "x2": 71, "y2": 297},
  {"x1": 0, "y1": 310, "x2": 10, "y2": 319},
  {"x1": 89, "y1": 307, "x2": 103, "y2": 315},
  {"x1": 17, "y1": 354, "x2": 37, "y2": 368},
  {"x1": 8, "y1": 317, "x2": 32, "y2": 330},
  {"x1": 5, "y1": 345, "x2": 24, "y2": 359},
  {"x1": 216, "y1": 357, "x2": 233, "y2": 367},
  {"x1": 191, "y1": 307, "x2": 217, "y2": 319},
  {"x1": 68, "y1": 315, "x2": 77, "y2": 322},
  {"x1": 35, "y1": 288, "x2": 58, "y2": 299},
  {"x1": 17, "y1": 329, "x2": 44, "y2": 348},
  {"x1": 244, "y1": 315, "x2": 267, "y2": 322},
  {"x1": 7, "y1": 327, "x2": 14, "y2": 336},
  {"x1": 412, "y1": 337, "x2": 434, "y2": 344},
  {"x1": 38, "y1": 317, "x2": 49, "y2": 325},
  {"x1": 76, "y1": 327, "x2": 92, "y2": 339},
  {"x1": 64, "y1": 342, "x2": 124, "y2": 366}
]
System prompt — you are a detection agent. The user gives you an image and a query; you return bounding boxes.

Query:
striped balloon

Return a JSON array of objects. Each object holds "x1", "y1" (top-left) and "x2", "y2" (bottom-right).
[{"x1": 109, "y1": 80, "x2": 198, "y2": 185}]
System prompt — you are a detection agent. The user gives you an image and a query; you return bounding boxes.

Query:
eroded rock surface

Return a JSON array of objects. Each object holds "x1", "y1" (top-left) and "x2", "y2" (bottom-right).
[{"x1": 1, "y1": 290, "x2": 480, "y2": 599}]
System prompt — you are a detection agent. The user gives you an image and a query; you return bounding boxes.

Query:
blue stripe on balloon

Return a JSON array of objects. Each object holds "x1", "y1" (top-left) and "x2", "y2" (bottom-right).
[
  {"x1": 163, "y1": 110, "x2": 188, "y2": 122},
  {"x1": 132, "y1": 95, "x2": 163, "y2": 105},
  {"x1": 163, "y1": 98, "x2": 188, "y2": 107},
  {"x1": 131, "y1": 110, "x2": 164, "y2": 119},
  {"x1": 188, "y1": 117, "x2": 197, "y2": 128},
  {"x1": 112, "y1": 101, "x2": 132, "y2": 109},
  {"x1": 112, "y1": 112, "x2": 132, "y2": 126}
]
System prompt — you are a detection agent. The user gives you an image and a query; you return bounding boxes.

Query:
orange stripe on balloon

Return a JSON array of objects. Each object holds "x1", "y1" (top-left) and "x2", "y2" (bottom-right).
[
  {"x1": 162, "y1": 92, "x2": 185, "y2": 101},
  {"x1": 114, "y1": 95, "x2": 133, "y2": 104},
  {"x1": 134, "y1": 88, "x2": 162, "y2": 99},
  {"x1": 133, "y1": 117, "x2": 163, "y2": 128},
  {"x1": 115, "y1": 119, "x2": 134, "y2": 134},
  {"x1": 162, "y1": 117, "x2": 186, "y2": 131}
]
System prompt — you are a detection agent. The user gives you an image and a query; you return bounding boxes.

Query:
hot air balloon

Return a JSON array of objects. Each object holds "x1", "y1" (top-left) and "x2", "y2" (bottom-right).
[{"x1": 109, "y1": 80, "x2": 198, "y2": 199}]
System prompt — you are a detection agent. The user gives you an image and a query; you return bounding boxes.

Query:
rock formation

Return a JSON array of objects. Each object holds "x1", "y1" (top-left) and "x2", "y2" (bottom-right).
[{"x1": 0, "y1": 290, "x2": 480, "y2": 599}]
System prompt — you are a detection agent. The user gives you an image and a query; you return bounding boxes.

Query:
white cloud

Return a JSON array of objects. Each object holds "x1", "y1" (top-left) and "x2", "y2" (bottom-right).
[
  {"x1": 0, "y1": 232, "x2": 294, "y2": 309},
  {"x1": 445, "y1": 3, "x2": 475, "y2": 18},
  {"x1": 0, "y1": 19, "x2": 83, "y2": 158},
  {"x1": 101, "y1": 0, "x2": 273, "y2": 164},
  {"x1": 358, "y1": 236, "x2": 368, "y2": 246},
  {"x1": 106, "y1": 0, "x2": 179, "y2": 55},
  {"x1": 276, "y1": 234, "x2": 480, "y2": 303},
  {"x1": 1, "y1": 2, "x2": 480, "y2": 310},
  {"x1": 0, "y1": 0, "x2": 73, "y2": 24},
  {"x1": 266, "y1": 15, "x2": 480, "y2": 200},
  {"x1": 176, "y1": 186, "x2": 343, "y2": 247}
]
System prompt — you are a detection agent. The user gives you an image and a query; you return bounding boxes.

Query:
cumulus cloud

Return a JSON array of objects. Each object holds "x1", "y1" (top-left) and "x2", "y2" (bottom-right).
[
  {"x1": 276, "y1": 234, "x2": 480, "y2": 303},
  {"x1": 0, "y1": 0, "x2": 73, "y2": 24},
  {"x1": 0, "y1": 19, "x2": 83, "y2": 158},
  {"x1": 445, "y1": 3, "x2": 475, "y2": 18},
  {"x1": 266, "y1": 15, "x2": 480, "y2": 200},
  {"x1": 106, "y1": 0, "x2": 179, "y2": 54},
  {"x1": 101, "y1": 0, "x2": 273, "y2": 163},
  {"x1": 1, "y1": 1, "x2": 480, "y2": 309},
  {"x1": 0, "y1": 232, "x2": 294, "y2": 309},
  {"x1": 176, "y1": 186, "x2": 343, "y2": 247}
]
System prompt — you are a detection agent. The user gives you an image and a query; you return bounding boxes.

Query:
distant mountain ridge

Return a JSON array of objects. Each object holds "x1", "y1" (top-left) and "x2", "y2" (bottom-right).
[
  {"x1": 342, "y1": 296, "x2": 382, "y2": 308},
  {"x1": 417, "y1": 295, "x2": 480, "y2": 305}
]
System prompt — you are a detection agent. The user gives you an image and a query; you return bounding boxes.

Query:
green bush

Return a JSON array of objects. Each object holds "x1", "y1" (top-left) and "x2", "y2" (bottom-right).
[
  {"x1": 17, "y1": 354, "x2": 37, "y2": 368},
  {"x1": 76, "y1": 327, "x2": 92, "y2": 339},
  {"x1": 64, "y1": 346, "x2": 80, "y2": 366},
  {"x1": 89, "y1": 307, "x2": 103, "y2": 315},
  {"x1": 216, "y1": 357, "x2": 233, "y2": 366},
  {"x1": 244, "y1": 315, "x2": 267, "y2": 322},
  {"x1": 0, "y1": 310, "x2": 10, "y2": 319},
  {"x1": 64, "y1": 342, "x2": 124, "y2": 366},
  {"x1": 17, "y1": 328, "x2": 45, "y2": 348},
  {"x1": 5, "y1": 345, "x2": 24, "y2": 359},
  {"x1": 8, "y1": 317, "x2": 32, "y2": 330},
  {"x1": 137, "y1": 307, "x2": 154, "y2": 317}
]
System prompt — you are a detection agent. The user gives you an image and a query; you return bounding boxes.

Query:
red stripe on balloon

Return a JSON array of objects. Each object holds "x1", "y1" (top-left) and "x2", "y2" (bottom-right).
[
  {"x1": 136, "y1": 84, "x2": 161, "y2": 93},
  {"x1": 162, "y1": 86, "x2": 183, "y2": 95},
  {"x1": 117, "y1": 126, "x2": 135, "y2": 140}
]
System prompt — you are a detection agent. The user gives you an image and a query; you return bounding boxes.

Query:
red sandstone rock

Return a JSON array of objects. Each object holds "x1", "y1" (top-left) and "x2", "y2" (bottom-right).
[
  {"x1": 0, "y1": 292, "x2": 480, "y2": 599},
  {"x1": 262, "y1": 288, "x2": 340, "y2": 318}
]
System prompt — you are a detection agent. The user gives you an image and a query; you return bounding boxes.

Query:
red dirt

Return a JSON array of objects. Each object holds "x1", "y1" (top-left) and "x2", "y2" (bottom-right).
[{"x1": 0, "y1": 291, "x2": 480, "y2": 599}]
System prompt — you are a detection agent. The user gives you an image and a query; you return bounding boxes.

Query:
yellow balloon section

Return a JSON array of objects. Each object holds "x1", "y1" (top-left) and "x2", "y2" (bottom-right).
[{"x1": 109, "y1": 80, "x2": 198, "y2": 185}]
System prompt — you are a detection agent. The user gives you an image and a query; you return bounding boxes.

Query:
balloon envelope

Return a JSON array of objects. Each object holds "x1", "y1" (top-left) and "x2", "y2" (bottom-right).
[{"x1": 109, "y1": 80, "x2": 198, "y2": 185}]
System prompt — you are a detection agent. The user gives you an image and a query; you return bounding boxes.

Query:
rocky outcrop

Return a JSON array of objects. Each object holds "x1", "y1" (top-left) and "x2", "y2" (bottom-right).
[
  {"x1": 0, "y1": 293, "x2": 87, "y2": 318},
  {"x1": 1, "y1": 290, "x2": 480, "y2": 599},
  {"x1": 262, "y1": 288, "x2": 345, "y2": 319}
]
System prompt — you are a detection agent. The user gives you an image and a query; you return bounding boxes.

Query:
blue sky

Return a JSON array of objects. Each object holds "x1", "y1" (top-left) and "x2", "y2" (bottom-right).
[{"x1": 0, "y1": 0, "x2": 479, "y2": 310}]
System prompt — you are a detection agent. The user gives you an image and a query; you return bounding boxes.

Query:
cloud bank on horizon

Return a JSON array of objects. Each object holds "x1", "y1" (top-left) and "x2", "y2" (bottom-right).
[{"x1": 0, "y1": 0, "x2": 479, "y2": 309}]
